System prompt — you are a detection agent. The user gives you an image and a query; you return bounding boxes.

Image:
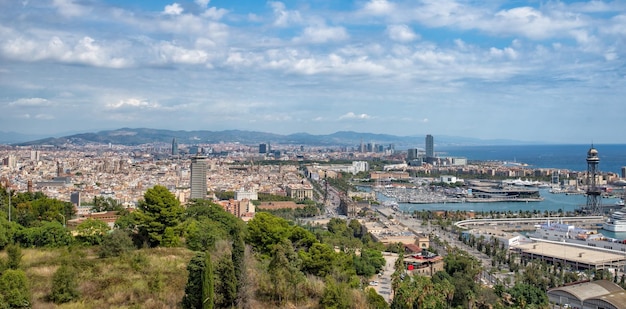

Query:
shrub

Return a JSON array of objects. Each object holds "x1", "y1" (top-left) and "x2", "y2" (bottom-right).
[
  {"x1": 0, "y1": 269, "x2": 31, "y2": 308},
  {"x1": 49, "y1": 264, "x2": 80, "y2": 304},
  {"x1": 98, "y1": 230, "x2": 135, "y2": 258},
  {"x1": 6, "y1": 244, "x2": 22, "y2": 270}
]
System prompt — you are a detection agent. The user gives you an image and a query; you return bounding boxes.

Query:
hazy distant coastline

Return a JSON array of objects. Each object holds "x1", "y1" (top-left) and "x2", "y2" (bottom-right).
[{"x1": 1, "y1": 127, "x2": 547, "y2": 147}]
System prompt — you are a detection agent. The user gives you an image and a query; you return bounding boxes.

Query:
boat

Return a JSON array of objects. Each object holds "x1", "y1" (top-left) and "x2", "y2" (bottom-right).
[
  {"x1": 528, "y1": 220, "x2": 626, "y2": 253},
  {"x1": 603, "y1": 210, "x2": 626, "y2": 232}
]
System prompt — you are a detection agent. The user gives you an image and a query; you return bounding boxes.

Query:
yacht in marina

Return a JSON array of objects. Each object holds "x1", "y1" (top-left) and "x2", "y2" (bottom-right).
[{"x1": 603, "y1": 210, "x2": 626, "y2": 232}]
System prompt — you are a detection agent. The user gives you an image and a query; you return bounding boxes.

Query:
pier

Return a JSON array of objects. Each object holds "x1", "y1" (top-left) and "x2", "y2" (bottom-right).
[{"x1": 454, "y1": 216, "x2": 605, "y2": 231}]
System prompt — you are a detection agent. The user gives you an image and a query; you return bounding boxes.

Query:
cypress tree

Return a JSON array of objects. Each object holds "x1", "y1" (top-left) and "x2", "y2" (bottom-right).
[
  {"x1": 215, "y1": 255, "x2": 237, "y2": 308},
  {"x1": 231, "y1": 228, "x2": 245, "y2": 295},
  {"x1": 182, "y1": 253, "x2": 206, "y2": 309},
  {"x1": 202, "y1": 252, "x2": 214, "y2": 309}
]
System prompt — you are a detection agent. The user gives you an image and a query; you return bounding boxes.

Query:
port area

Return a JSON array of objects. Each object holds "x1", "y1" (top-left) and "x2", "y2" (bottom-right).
[
  {"x1": 453, "y1": 216, "x2": 605, "y2": 232},
  {"x1": 374, "y1": 183, "x2": 542, "y2": 204}
]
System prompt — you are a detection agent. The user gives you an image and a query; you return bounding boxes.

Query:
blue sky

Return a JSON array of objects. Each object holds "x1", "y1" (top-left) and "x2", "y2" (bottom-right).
[{"x1": 1, "y1": 0, "x2": 625, "y2": 143}]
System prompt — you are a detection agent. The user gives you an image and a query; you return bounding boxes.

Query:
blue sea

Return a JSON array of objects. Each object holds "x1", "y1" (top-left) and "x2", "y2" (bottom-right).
[{"x1": 438, "y1": 144, "x2": 626, "y2": 174}]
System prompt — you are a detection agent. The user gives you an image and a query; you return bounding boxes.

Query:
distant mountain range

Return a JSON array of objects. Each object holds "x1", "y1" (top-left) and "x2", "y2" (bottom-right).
[{"x1": 5, "y1": 128, "x2": 532, "y2": 148}]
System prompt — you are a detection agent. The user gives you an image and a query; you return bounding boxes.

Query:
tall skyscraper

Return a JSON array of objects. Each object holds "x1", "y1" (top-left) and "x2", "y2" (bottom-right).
[
  {"x1": 190, "y1": 155, "x2": 207, "y2": 200},
  {"x1": 259, "y1": 143, "x2": 268, "y2": 154},
  {"x1": 171, "y1": 138, "x2": 178, "y2": 156},
  {"x1": 425, "y1": 134, "x2": 434, "y2": 158}
]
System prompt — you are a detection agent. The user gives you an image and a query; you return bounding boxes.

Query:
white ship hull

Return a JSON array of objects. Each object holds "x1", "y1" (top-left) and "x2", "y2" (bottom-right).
[{"x1": 602, "y1": 223, "x2": 626, "y2": 232}]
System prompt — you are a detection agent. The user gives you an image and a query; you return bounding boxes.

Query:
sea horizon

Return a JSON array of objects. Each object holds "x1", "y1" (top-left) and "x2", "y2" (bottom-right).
[{"x1": 438, "y1": 144, "x2": 626, "y2": 174}]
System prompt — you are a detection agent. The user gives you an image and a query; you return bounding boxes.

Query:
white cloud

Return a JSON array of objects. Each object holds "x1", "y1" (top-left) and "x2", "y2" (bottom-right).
[
  {"x1": 195, "y1": 0, "x2": 210, "y2": 8},
  {"x1": 106, "y1": 98, "x2": 160, "y2": 110},
  {"x1": 295, "y1": 25, "x2": 349, "y2": 44},
  {"x1": 8, "y1": 98, "x2": 52, "y2": 107},
  {"x1": 2, "y1": 0, "x2": 626, "y2": 142},
  {"x1": 484, "y1": 6, "x2": 587, "y2": 40},
  {"x1": 339, "y1": 112, "x2": 372, "y2": 120},
  {"x1": 362, "y1": 0, "x2": 395, "y2": 15},
  {"x1": 489, "y1": 47, "x2": 518, "y2": 60},
  {"x1": 52, "y1": 0, "x2": 90, "y2": 17},
  {"x1": 163, "y1": 3, "x2": 184, "y2": 16},
  {"x1": 387, "y1": 24, "x2": 419, "y2": 42},
  {"x1": 34, "y1": 114, "x2": 54, "y2": 120},
  {"x1": 202, "y1": 7, "x2": 228, "y2": 20},
  {"x1": 0, "y1": 33, "x2": 131, "y2": 68},
  {"x1": 157, "y1": 42, "x2": 209, "y2": 65},
  {"x1": 269, "y1": 1, "x2": 302, "y2": 27}
]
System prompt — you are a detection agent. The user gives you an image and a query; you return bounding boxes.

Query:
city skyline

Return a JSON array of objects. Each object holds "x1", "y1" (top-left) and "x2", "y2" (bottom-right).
[{"x1": 1, "y1": 1, "x2": 626, "y2": 143}]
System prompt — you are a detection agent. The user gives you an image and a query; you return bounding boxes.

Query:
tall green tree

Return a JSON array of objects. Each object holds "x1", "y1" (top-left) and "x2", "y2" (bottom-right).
[
  {"x1": 507, "y1": 283, "x2": 548, "y2": 308},
  {"x1": 231, "y1": 226, "x2": 245, "y2": 303},
  {"x1": 299, "y1": 242, "x2": 336, "y2": 277},
  {"x1": 135, "y1": 185, "x2": 184, "y2": 247},
  {"x1": 268, "y1": 239, "x2": 305, "y2": 304},
  {"x1": 319, "y1": 277, "x2": 351, "y2": 309},
  {"x1": 215, "y1": 255, "x2": 237, "y2": 308},
  {"x1": 91, "y1": 196, "x2": 123, "y2": 212},
  {"x1": 182, "y1": 253, "x2": 206, "y2": 309},
  {"x1": 246, "y1": 212, "x2": 292, "y2": 255},
  {"x1": 202, "y1": 252, "x2": 214, "y2": 309}
]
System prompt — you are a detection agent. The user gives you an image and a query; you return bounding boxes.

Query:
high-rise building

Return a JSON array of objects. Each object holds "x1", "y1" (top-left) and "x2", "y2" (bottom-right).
[
  {"x1": 70, "y1": 191, "x2": 81, "y2": 208},
  {"x1": 57, "y1": 161, "x2": 64, "y2": 177},
  {"x1": 621, "y1": 166, "x2": 626, "y2": 179},
  {"x1": 30, "y1": 150, "x2": 40, "y2": 161},
  {"x1": 407, "y1": 148, "x2": 419, "y2": 161},
  {"x1": 171, "y1": 138, "x2": 178, "y2": 156},
  {"x1": 259, "y1": 143, "x2": 269, "y2": 154},
  {"x1": 190, "y1": 156, "x2": 208, "y2": 200},
  {"x1": 425, "y1": 134, "x2": 434, "y2": 158}
]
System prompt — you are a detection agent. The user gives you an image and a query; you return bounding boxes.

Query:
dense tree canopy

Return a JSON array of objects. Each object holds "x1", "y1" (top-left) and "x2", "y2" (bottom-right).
[
  {"x1": 135, "y1": 185, "x2": 184, "y2": 247},
  {"x1": 75, "y1": 218, "x2": 110, "y2": 246}
]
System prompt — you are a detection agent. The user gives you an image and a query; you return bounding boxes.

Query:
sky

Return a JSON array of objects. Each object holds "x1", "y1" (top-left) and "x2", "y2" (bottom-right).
[{"x1": 1, "y1": 0, "x2": 625, "y2": 143}]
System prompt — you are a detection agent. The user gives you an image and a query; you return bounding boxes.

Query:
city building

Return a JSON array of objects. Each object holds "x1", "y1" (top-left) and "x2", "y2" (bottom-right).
[
  {"x1": 259, "y1": 143, "x2": 270, "y2": 154},
  {"x1": 407, "y1": 148, "x2": 419, "y2": 161},
  {"x1": 425, "y1": 134, "x2": 434, "y2": 158},
  {"x1": 217, "y1": 199, "x2": 255, "y2": 218},
  {"x1": 234, "y1": 189, "x2": 258, "y2": 201},
  {"x1": 513, "y1": 242, "x2": 626, "y2": 272},
  {"x1": 285, "y1": 183, "x2": 313, "y2": 200},
  {"x1": 402, "y1": 253, "x2": 444, "y2": 277},
  {"x1": 190, "y1": 155, "x2": 207, "y2": 200},
  {"x1": 547, "y1": 280, "x2": 626, "y2": 309},
  {"x1": 70, "y1": 191, "x2": 81, "y2": 208},
  {"x1": 171, "y1": 138, "x2": 178, "y2": 156}
]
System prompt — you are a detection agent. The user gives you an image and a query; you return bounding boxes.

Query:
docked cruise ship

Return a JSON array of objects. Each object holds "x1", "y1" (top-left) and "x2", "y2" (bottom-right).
[
  {"x1": 528, "y1": 221, "x2": 626, "y2": 253},
  {"x1": 603, "y1": 210, "x2": 626, "y2": 232}
]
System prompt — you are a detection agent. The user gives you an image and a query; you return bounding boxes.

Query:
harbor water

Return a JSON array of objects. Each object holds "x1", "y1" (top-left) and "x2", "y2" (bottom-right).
[{"x1": 372, "y1": 188, "x2": 626, "y2": 240}]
